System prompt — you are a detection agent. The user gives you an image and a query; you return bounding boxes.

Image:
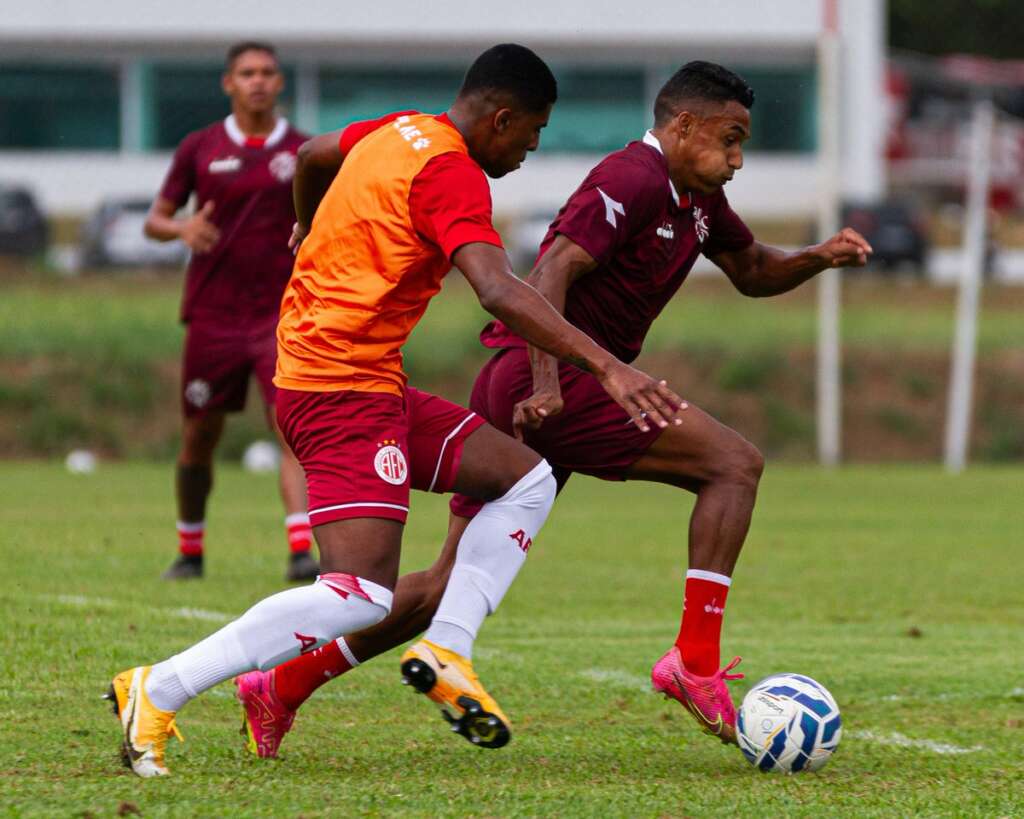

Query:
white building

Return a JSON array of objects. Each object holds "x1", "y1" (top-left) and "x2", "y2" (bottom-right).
[{"x1": 0, "y1": 0, "x2": 886, "y2": 219}]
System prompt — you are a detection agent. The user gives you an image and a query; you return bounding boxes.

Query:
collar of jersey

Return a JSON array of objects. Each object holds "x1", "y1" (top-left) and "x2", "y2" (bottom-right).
[
  {"x1": 642, "y1": 130, "x2": 685, "y2": 207},
  {"x1": 225, "y1": 115, "x2": 289, "y2": 149}
]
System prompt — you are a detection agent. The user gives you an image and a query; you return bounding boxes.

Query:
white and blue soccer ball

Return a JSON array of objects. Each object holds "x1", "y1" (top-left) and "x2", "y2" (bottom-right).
[{"x1": 736, "y1": 673, "x2": 842, "y2": 773}]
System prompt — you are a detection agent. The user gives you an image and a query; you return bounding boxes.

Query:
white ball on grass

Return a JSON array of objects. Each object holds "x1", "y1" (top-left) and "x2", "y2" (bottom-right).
[
  {"x1": 65, "y1": 449, "x2": 98, "y2": 474},
  {"x1": 242, "y1": 440, "x2": 280, "y2": 473}
]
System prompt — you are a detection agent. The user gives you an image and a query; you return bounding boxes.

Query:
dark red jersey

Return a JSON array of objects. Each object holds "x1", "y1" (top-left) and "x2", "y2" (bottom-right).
[
  {"x1": 158, "y1": 115, "x2": 309, "y2": 323},
  {"x1": 482, "y1": 131, "x2": 754, "y2": 363}
]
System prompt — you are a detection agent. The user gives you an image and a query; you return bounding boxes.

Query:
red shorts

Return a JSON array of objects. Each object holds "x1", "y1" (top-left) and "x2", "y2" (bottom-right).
[
  {"x1": 181, "y1": 315, "x2": 278, "y2": 417},
  {"x1": 277, "y1": 386, "x2": 485, "y2": 526},
  {"x1": 450, "y1": 347, "x2": 661, "y2": 517}
]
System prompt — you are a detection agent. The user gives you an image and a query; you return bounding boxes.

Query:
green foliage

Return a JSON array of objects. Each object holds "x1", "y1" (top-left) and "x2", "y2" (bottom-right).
[
  {"x1": 715, "y1": 351, "x2": 783, "y2": 392},
  {"x1": 874, "y1": 406, "x2": 926, "y2": 439},
  {"x1": 890, "y1": 0, "x2": 1024, "y2": 60},
  {"x1": 1, "y1": 464, "x2": 1022, "y2": 815}
]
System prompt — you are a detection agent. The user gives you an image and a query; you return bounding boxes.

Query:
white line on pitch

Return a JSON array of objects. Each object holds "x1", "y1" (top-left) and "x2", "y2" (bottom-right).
[
  {"x1": 850, "y1": 730, "x2": 984, "y2": 755},
  {"x1": 45, "y1": 593, "x2": 233, "y2": 623},
  {"x1": 579, "y1": 668, "x2": 651, "y2": 693}
]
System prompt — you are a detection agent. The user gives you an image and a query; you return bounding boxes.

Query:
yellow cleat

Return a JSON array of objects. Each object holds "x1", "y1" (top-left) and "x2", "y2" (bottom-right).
[
  {"x1": 105, "y1": 666, "x2": 183, "y2": 778},
  {"x1": 400, "y1": 639, "x2": 511, "y2": 749}
]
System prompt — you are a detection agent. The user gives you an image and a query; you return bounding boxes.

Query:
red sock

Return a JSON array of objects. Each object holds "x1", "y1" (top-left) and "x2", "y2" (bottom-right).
[
  {"x1": 176, "y1": 521, "x2": 204, "y2": 557},
  {"x1": 273, "y1": 638, "x2": 355, "y2": 711},
  {"x1": 675, "y1": 570, "x2": 731, "y2": 676},
  {"x1": 285, "y1": 513, "x2": 313, "y2": 554}
]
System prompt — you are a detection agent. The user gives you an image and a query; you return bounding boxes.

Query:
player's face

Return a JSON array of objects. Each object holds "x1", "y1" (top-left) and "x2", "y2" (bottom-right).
[
  {"x1": 223, "y1": 50, "x2": 283, "y2": 115},
  {"x1": 670, "y1": 101, "x2": 750, "y2": 194},
  {"x1": 480, "y1": 105, "x2": 551, "y2": 178}
]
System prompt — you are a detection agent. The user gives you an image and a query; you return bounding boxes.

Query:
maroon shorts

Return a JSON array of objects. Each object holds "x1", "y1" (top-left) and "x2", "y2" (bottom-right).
[
  {"x1": 277, "y1": 386, "x2": 485, "y2": 526},
  {"x1": 181, "y1": 315, "x2": 278, "y2": 417},
  {"x1": 450, "y1": 347, "x2": 661, "y2": 517}
]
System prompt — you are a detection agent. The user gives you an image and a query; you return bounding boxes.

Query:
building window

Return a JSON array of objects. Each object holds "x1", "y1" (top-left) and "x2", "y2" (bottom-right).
[
  {"x1": 318, "y1": 68, "x2": 464, "y2": 132},
  {"x1": 735, "y1": 65, "x2": 817, "y2": 153},
  {"x1": 543, "y1": 69, "x2": 646, "y2": 153},
  {"x1": 146, "y1": 63, "x2": 295, "y2": 149},
  {"x1": 0, "y1": 63, "x2": 120, "y2": 149}
]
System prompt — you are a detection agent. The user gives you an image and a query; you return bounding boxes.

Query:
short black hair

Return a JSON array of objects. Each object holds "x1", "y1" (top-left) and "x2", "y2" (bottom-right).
[
  {"x1": 459, "y1": 43, "x2": 557, "y2": 113},
  {"x1": 225, "y1": 41, "x2": 279, "y2": 71},
  {"x1": 654, "y1": 61, "x2": 754, "y2": 125}
]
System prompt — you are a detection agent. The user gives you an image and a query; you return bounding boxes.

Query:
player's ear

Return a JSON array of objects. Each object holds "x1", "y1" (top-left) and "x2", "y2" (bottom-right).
[
  {"x1": 676, "y1": 111, "x2": 697, "y2": 141},
  {"x1": 221, "y1": 71, "x2": 233, "y2": 97},
  {"x1": 493, "y1": 108, "x2": 513, "y2": 134}
]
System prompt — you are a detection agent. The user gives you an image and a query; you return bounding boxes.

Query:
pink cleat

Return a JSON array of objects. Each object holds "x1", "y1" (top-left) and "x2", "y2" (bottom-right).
[
  {"x1": 235, "y1": 670, "x2": 296, "y2": 759},
  {"x1": 651, "y1": 647, "x2": 744, "y2": 745}
]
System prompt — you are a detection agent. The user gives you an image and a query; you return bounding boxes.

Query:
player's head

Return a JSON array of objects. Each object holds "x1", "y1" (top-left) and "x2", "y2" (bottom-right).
[
  {"x1": 222, "y1": 41, "x2": 283, "y2": 116},
  {"x1": 452, "y1": 44, "x2": 558, "y2": 178},
  {"x1": 653, "y1": 61, "x2": 754, "y2": 194}
]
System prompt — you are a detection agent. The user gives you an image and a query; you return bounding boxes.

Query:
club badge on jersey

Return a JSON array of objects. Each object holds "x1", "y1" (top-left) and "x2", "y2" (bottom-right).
[{"x1": 374, "y1": 440, "x2": 408, "y2": 486}]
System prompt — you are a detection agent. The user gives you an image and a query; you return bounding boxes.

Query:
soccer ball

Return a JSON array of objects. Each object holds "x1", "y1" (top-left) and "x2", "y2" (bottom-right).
[
  {"x1": 736, "y1": 673, "x2": 842, "y2": 773},
  {"x1": 242, "y1": 440, "x2": 280, "y2": 473}
]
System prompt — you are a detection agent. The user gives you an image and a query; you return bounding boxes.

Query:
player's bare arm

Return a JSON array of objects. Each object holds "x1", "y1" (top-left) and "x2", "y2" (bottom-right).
[
  {"x1": 144, "y1": 197, "x2": 220, "y2": 254},
  {"x1": 290, "y1": 130, "x2": 346, "y2": 249},
  {"x1": 512, "y1": 235, "x2": 600, "y2": 437},
  {"x1": 454, "y1": 241, "x2": 683, "y2": 433},
  {"x1": 711, "y1": 228, "x2": 873, "y2": 297}
]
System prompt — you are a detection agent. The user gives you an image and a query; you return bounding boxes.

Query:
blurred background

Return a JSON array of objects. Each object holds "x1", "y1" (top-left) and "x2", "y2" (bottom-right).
[{"x1": 0, "y1": 0, "x2": 1021, "y2": 466}]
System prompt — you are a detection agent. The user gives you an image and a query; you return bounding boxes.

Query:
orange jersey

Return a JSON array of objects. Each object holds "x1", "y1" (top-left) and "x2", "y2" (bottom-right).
[{"x1": 275, "y1": 113, "x2": 500, "y2": 395}]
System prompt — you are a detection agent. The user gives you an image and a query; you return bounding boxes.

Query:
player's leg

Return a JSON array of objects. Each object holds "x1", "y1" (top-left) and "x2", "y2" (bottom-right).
[
  {"x1": 165, "y1": 411, "x2": 225, "y2": 579},
  {"x1": 401, "y1": 418, "x2": 555, "y2": 748},
  {"x1": 109, "y1": 390, "x2": 405, "y2": 777},
  {"x1": 165, "y1": 322, "x2": 249, "y2": 580},
  {"x1": 627, "y1": 404, "x2": 763, "y2": 744},
  {"x1": 253, "y1": 326, "x2": 317, "y2": 582}
]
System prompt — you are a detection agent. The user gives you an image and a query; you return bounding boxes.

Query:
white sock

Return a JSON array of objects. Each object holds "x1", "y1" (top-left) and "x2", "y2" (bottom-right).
[
  {"x1": 145, "y1": 573, "x2": 392, "y2": 711},
  {"x1": 425, "y1": 460, "x2": 555, "y2": 659}
]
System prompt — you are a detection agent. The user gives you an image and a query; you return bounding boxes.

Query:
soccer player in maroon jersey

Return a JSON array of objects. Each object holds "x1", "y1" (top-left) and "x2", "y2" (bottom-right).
[
  {"x1": 235, "y1": 60, "x2": 871, "y2": 754},
  {"x1": 144, "y1": 42, "x2": 318, "y2": 582}
]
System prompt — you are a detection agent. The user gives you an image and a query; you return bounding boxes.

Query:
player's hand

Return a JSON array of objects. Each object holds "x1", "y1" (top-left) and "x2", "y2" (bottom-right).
[
  {"x1": 816, "y1": 227, "x2": 873, "y2": 268},
  {"x1": 180, "y1": 201, "x2": 220, "y2": 254},
  {"x1": 512, "y1": 390, "x2": 564, "y2": 440},
  {"x1": 288, "y1": 221, "x2": 308, "y2": 256},
  {"x1": 598, "y1": 361, "x2": 688, "y2": 433}
]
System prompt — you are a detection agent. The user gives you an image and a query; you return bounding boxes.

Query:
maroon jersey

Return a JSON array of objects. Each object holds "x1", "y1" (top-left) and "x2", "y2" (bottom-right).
[
  {"x1": 483, "y1": 131, "x2": 754, "y2": 363},
  {"x1": 159, "y1": 115, "x2": 308, "y2": 323}
]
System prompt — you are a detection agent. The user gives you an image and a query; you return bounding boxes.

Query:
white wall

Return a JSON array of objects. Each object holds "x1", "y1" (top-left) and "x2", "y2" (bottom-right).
[
  {"x1": 2, "y1": 1, "x2": 822, "y2": 47},
  {"x1": 0, "y1": 150, "x2": 820, "y2": 220}
]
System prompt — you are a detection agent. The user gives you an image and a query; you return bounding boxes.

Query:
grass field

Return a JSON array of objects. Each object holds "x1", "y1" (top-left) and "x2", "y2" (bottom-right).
[{"x1": 2, "y1": 462, "x2": 1022, "y2": 817}]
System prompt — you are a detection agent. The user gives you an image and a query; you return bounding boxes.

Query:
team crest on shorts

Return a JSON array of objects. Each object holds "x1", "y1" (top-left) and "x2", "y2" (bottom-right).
[
  {"x1": 184, "y1": 379, "x2": 211, "y2": 408},
  {"x1": 374, "y1": 440, "x2": 408, "y2": 485},
  {"x1": 269, "y1": 151, "x2": 297, "y2": 182}
]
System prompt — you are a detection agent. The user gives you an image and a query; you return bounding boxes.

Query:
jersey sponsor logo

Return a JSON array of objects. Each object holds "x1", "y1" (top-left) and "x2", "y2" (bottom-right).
[
  {"x1": 208, "y1": 156, "x2": 242, "y2": 174},
  {"x1": 268, "y1": 150, "x2": 297, "y2": 182},
  {"x1": 597, "y1": 188, "x2": 625, "y2": 228},
  {"x1": 184, "y1": 379, "x2": 211, "y2": 408},
  {"x1": 509, "y1": 528, "x2": 533, "y2": 553},
  {"x1": 295, "y1": 632, "x2": 319, "y2": 654},
  {"x1": 656, "y1": 222, "x2": 675, "y2": 241},
  {"x1": 393, "y1": 115, "x2": 431, "y2": 151},
  {"x1": 374, "y1": 442, "x2": 408, "y2": 485},
  {"x1": 692, "y1": 206, "x2": 709, "y2": 243}
]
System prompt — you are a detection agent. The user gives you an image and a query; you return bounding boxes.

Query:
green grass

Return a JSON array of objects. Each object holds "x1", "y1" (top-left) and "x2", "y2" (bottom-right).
[{"x1": 2, "y1": 463, "x2": 1022, "y2": 817}]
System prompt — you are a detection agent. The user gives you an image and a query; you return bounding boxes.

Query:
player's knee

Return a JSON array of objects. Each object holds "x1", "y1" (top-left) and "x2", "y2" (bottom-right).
[
  {"x1": 729, "y1": 440, "x2": 765, "y2": 491},
  {"x1": 503, "y1": 459, "x2": 556, "y2": 511}
]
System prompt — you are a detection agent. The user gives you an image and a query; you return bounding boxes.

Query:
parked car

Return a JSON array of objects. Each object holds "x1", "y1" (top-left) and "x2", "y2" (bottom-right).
[
  {"x1": 80, "y1": 198, "x2": 189, "y2": 269},
  {"x1": 840, "y1": 200, "x2": 929, "y2": 273},
  {"x1": 0, "y1": 185, "x2": 48, "y2": 256}
]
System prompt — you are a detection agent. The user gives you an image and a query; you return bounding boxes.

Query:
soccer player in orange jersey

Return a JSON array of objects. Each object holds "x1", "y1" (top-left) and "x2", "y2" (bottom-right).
[
  {"x1": 236, "y1": 61, "x2": 872, "y2": 758},
  {"x1": 108, "y1": 44, "x2": 684, "y2": 777}
]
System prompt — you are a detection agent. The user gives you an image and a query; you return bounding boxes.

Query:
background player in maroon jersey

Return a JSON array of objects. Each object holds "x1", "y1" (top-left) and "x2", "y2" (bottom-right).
[
  {"x1": 235, "y1": 61, "x2": 872, "y2": 754},
  {"x1": 144, "y1": 42, "x2": 317, "y2": 582}
]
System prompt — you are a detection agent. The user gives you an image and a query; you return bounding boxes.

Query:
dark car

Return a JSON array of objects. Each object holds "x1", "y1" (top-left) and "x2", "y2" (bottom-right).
[
  {"x1": 80, "y1": 198, "x2": 189, "y2": 269},
  {"x1": 841, "y1": 200, "x2": 929, "y2": 273},
  {"x1": 0, "y1": 185, "x2": 48, "y2": 256}
]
